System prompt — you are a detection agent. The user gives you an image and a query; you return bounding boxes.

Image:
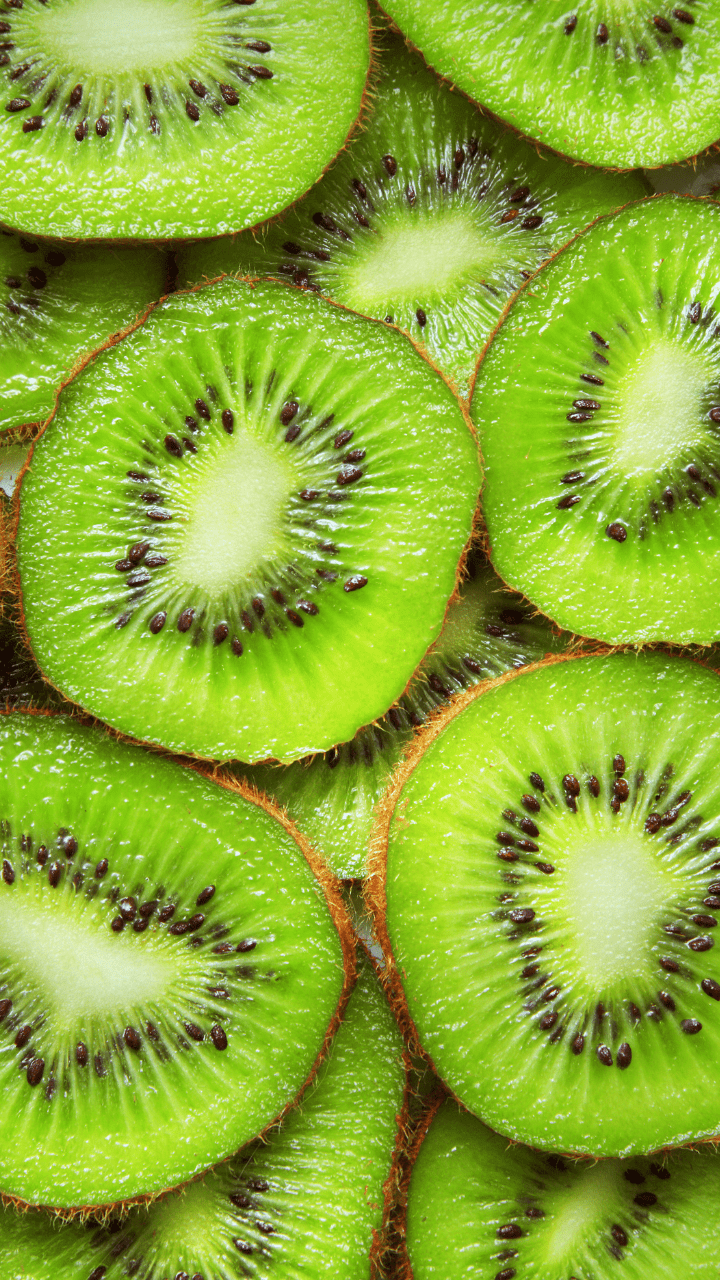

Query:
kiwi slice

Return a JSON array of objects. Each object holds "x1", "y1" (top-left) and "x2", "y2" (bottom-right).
[
  {"x1": 238, "y1": 552, "x2": 569, "y2": 881},
  {"x1": 0, "y1": 710, "x2": 352, "y2": 1208},
  {"x1": 0, "y1": 230, "x2": 168, "y2": 433},
  {"x1": 369, "y1": 651, "x2": 720, "y2": 1157},
  {"x1": 179, "y1": 28, "x2": 646, "y2": 399},
  {"x1": 405, "y1": 1097, "x2": 720, "y2": 1279},
  {"x1": 0, "y1": 0, "x2": 370, "y2": 241},
  {"x1": 379, "y1": 0, "x2": 720, "y2": 170},
  {"x1": 15, "y1": 277, "x2": 479, "y2": 763},
  {"x1": 474, "y1": 193, "x2": 720, "y2": 645},
  {"x1": 0, "y1": 956, "x2": 404, "y2": 1277}
]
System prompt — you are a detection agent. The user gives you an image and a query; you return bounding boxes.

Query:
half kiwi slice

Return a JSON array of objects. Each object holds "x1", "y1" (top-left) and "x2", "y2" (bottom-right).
[
  {"x1": 370, "y1": 651, "x2": 720, "y2": 1157},
  {"x1": 0, "y1": 231, "x2": 168, "y2": 433},
  {"x1": 405, "y1": 1098, "x2": 720, "y2": 1279},
  {"x1": 179, "y1": 28, "x2": 646, "y2": 399},
  {"x1": 0, "y1": 956, "x2": 404, "y2": 1278},
  {"x1": 0, "y1": 711, "x2": 351, "y2": 1209},
  {"x1": 15, "y1": 277, "x2": 480, "y2": 763},
  {"x1": 474, "y1": 194, "x2": 720, "y2": 645},
  {"x1": 0, "y1": 0, "x2": 370, "y2": 240},
  {"x1": 238, "y1": 551, "x2": 569, "y2": 880},
  {"x1": 379, "y1": 0, "x2": 720, "y2": 169}
]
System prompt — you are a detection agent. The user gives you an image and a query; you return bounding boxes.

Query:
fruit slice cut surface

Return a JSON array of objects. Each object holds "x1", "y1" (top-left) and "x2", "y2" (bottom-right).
[
  {"x1": 239, "y1": 552, "x2": 568, "y2": 880},
  {"x1": 16, "y1": 278, "x2": 480, "y2": 763},
  {"x1": 373, "y1": 652, "x2": 720, "y2": 1157},
  {"x1": 379, "y1": 0, "x2": 720, "y2": 169},
  {"x1": 0, "y1": 957, "x2": 403, "y2": 1277},
  {"x1": 0, "y1": 712, "x2": 349, "y2": 1208},
  {"x1": 180, "y1": 29, "x2": 645, "y2": 399},
  {"x1": 405, "y1": 1099, "x2": 720, "y2": 1279},
  {"x1": 474, "y1": 195, "x2": 720, "y2": 645},
  {"x1": 0, "y1": 0, "x2": 370, "y2": 239},
  {"x1": 0, "y1": 232, "x2": 167, "y2": 432}
]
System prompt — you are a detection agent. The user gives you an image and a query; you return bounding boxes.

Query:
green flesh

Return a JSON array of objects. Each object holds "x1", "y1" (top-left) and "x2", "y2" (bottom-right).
[
  {"x1": 383, "y1": 652, "x2": 720, "y2": 1157},
  {"x1": 0, "y1": 0, "x2": 369, "y2": 240},
  {"x1": 0, "y1": 231, "x2": 167, "y2": 432},
  {"x1": 179, "y1": 29, "x2": 645, "y2": 399},
  {"x1": 239, "y1": 553, "x2": 569, "y2": 880},
  {"x1": 406, "y1": 1100, "x2": 720, "y2": 1279},
  {"x1": 474, "y1": 195, "x2": 720, "y2": 645},
  {"x1": 0, "y1": 961, "x2": 404, "y2": 1278},
  {"x1": 0, "y1": 712, "x2": 346, "y2": 1208},
  {"x1": 379, "y1": 0, "x2": 720, "y2": 169},
  {"x1": 16, "y1": 277, "x2": 479, "y2": 763}
]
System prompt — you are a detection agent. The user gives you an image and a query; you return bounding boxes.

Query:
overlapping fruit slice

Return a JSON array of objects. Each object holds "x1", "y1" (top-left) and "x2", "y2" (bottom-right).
[
  {"x1": 15, "y1": 278, "x2": 479, "y2": 762},
  {"x1": 0, "y1": 712, "x2": 351, "y2": 1207},
  {"x1": 371, "y1": 652, "x2": 720, "y2": 1156},
  {"x1": 474, "y1": 195, "x2": 720, "y2": 644}
]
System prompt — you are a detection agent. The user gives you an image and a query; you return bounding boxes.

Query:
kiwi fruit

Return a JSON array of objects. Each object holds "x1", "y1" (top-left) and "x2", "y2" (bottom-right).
[
  {"x1": 378, "y1": 0, "x2": 720, "y2": 170},
  {"x1": 474, "y1": 193, "x2": 720, "y2": 645},
  {"x1": 14, "y1": 276, "x2": 480, "y2": 764},
  {"x1": 179, "y1": 26, "x2": 646, "y2": 399},
  {"x1": 404, "y1": 1097, "x2": 720, "y2": 1279},
  {"x1": 0, "y1": 710, "x2": 352, "y2": 1209},
  {"x1": 0, "y1": 230, "x2": 169, "y2": 433},
  {"x1": 369, "y1": 650, "x2": 720, "y2": 1157},
  {"x1": 0, "y1": 0, "x2": 371, "y2": 241},
  {"x1": 238, "y1": 550, "x2": 570, "y2": 881},
  {"x1": 0, "y1": 953, "x2": 405, "y2": 1279}
]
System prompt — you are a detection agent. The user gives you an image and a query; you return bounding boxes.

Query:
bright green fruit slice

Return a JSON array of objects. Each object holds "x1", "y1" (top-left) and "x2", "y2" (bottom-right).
[
  {"x1": 0, "y1": 0, "x2": 370, "y2": 240},
  {"x1": 0, "y1": 958, "x2": 403, "y2": 1277},
  {"x1": 379, "y1": 0, "x2": 720, "y2": 169},
  {"x1": 239, "y1": 552, "x2": 568, "y2": 880},
  {"x1": 0, "y1": 231, "x2": 167, "y2": 432},
  {"x1": 179, "y1": 27, "x2": 645, "y2": 399},
  {"x1": 0, "y1": 712, "x2": 350, "y2": 1208},
  {"x1": 16, "y1": 277, "x2": 479, "y2": 763},
  {"x1": 406, "y1": 1099, "x2": 720, "y2": 1279},
  {"x1": 474, "y1": 195, "x2": 720, "y2": 645},
  {"x1": 373, "y1": 652, "x2": 720, "y2": 1157}
]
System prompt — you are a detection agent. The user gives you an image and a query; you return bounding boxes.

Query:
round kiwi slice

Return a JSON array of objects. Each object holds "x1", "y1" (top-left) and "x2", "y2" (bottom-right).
[
  {"x1": 0, "y1": 955, "x2": 404, "y2": 1277},
  {"x1": 378, "y1": 0, "x2": 720, "y2": 170},
  {"x1": 0, "y1": 710, "x2": 352, "y2": 1209},
  {"x1": 15, "y1": 277, "x2": 480, "y2": 763},
  {"x1": 405, "y1": 1097, "x2": 720, "y2": 1279},
  {"x1": 474, "y1": 194, "x2": 720, "y2": 645},
  {"x1": 370, "y1": 651, "x2": 720, "y2": 1157},
  {"x1": 238, "y1": 551, "x2": 569, "y2": 880},
  {"x1": 0, "y1": 0, "x2": 370, "y2": 240},
  {"x1": 179, "y1": 27, "x2": 646, "y2": 399},
  {"x1": 0, "y1": 230, "x2": 168, "y2": 433}
]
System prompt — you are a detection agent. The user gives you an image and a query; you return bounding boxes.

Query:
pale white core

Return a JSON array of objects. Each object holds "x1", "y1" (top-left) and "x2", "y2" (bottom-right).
[
  {"x1": 345, "y1": 211, "x2": 502, "y2": 305},
  {"x1": 0, "y1": 892, "x2": 176, "y2": 1023},
  {"x1": 544, "y1": 1162, "x2": 619, "y2": 1263},
  {"x1": 615, "y1": 338, "x2": 709, "y2": 476},
  {"x1": 561, "y1": 830, "x2": 674, "y2": 988},
  {"x1": 173, "y1": 430, "x2": 296, "y2": 595},
  {"x1": 34, "y1": 0, "x2": 203, "y2": 73}
]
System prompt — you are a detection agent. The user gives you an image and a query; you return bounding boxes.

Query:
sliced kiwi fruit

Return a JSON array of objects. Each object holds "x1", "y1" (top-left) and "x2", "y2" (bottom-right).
[
  {"x1": 0, "y1": 954, "x2": 404, "y2": 1278},
  {"x1": 238, "y1": 551, "x2": 570, "y2": 881},
  {"x1": 15, "y1": 276, "x2": 480, "y2": 763},
  {"x1": 0, "y1": 710, "x2": 352, "y2": 1209},
  {"x1": 474, "y1": 193, "x2": 720, "y2": 645},
  {"x1": 0, "y1": 230, "x2": 168, "y2": 432},
  {"x1": 405, "y1": 1097, "x2": 720, "y2": 1279},
  {"x1": 369, "y1": 651, "x2": 720, "y2": 1157},
  {"x1": 0, "y1": 0, "x2": 370, "y2": 241},
  {"x1": 179, "y1": 27, "x2": 646, "y2": 399},
  {"x1": 379, "y1": 0, "x2": 720, "y2": 170}
]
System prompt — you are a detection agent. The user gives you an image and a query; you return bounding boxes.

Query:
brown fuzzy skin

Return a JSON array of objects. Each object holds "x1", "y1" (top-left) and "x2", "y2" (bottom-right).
[{"x1": 391, "y1": 1089, "x2": 446, "y2": 1280}]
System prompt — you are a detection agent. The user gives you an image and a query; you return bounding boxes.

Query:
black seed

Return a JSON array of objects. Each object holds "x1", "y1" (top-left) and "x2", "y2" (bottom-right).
[
  {"x1": 607, "y1": 523, "x2": 627, "y2": 543},
  {"x1": 280, "y1": 400, "x2": 299, "y2": 426},
  {"x1": 539, "y1": 1011, "x2": 557, "y2": 1030},
  {"x1": 220, "y1": 83, "x2": 239, "y2": 105},
  {"x1": 563, "y1": 775, "x2": 580, "y2": 796},
  {"x1": 382, "y1": 154, "x2": 397, "y2": 175},
  {"x1": 249, "y1": 63, "x2": 273, "y2": 78},
  {"x1": 580, "y1": 372, "x2": 604, "y2": 385},
  {"x1": 557, "y1": 493, "x2": 580, "y2": 510},
  {"x1": 562, "y1": 470, "x2": 585, "y2": 484},
  {"x1": 634, "y1": 1190, "x2": 658, "y2": 1207},
  {"x1": 184, "y1": 1022, "x2": 204, "y2": 1042},
  {"x1": 701, "y1": 977, "x2": 720, "y2": 999},
  {"x1": 214, "y1": 622, "x2": 229, "y2": 645},
  {"x1": 692, "y1": 914, "x2": 717, "y2": 928},
  {"x1": 164, "y1": 433, "x2": 183, "y2": 458},
  {"x1": 522, "y1": 792, "x2": 542, "y2": 811},
  {"x1": 185, "y1": 100, "x2": 200, "y2": 121},
  {"x1": 27, "y1": 1058, "x2": 44, "y2": 1086},
  {"x1": 611, "y1": 1225, "x2": 628, "y2": 1247},
  {"x1": 681, "y1": 1017, "x2": 703, "y2": 1034},
  {"x1": 196, "y1": 885, "x2": 215, "y2": 907},
  {"x1": 613, "y1": 779, "x2": 629, "y2": 802},
  {"x1": 497, "y1": 1224, "x2": 522, "y2": 1239},
  {"x1": 2, "y1": 859, "x2": 13, "y2": 885},
  {"x1": 15, "y1": 1025, "x2": 31, "y2": 1048},
  {"x1": 526, "y1": 1207, "x2": 544, "y2": 1218},
  {"x1": 111, "y1": 916, "x2": 125, "y2": 932},
  {"x1": 673, "y1": 7, "x2": 694, "y2": 21},
  {"x1": 416, "y1": 307, "x2": 427, "y2": 327},
  {"x1": 299, "y1": 488, "x2": 320, "y2": 501},
  {"x1": 571, "y1": 1033, "x2": 585, "y2": 1055},
  {"x1": 596, "y1": 21, "x2": 609, "y2": 41},
  {"x1": 169, "y1": 913, "x2": 205, "y2": 935},
  {"x1": 119, "y1": 897, "x2": 137, "y2": 920},
  {"x1": 497, "y1": 832, "x2": 516, "y2": 847},
  {"x1": 337, "y1": 464, "x2": 363, "y2": 486},
  {"x1": 48, "y1": 862, "x2": 62, "y2": 887},
  {"x1": 195, "y1": 397, "x2": 210, "y2": 420},
  {"x1": 22, "y1": 115, "x2": 43, "y2": 133},
  {"x1": 597, "y1": 1045, "x2": 613, "y2": 1066},
  {"x1": 149, "y1": 611, "x2": 167, "y2": 634},
  {"x1": 124, "y1": 1027, "x2": 141, "y2": 1051},
  {"x1": 689, "y1": 936, "x2": 714, "y2": 951},
  {"x1": 75, "y1": 1042, "x2": 89, "y2": 1067},
  {"x1": 209, "y1": 1023, "x2": 228, "y2": 1051},
  {"x1": 158, "y1": 903, "x2": 176, "y2": 923},
  {"x1": 297, "y1": 599, "x2": 319, "y2": 616},
  {"x1": 536, "y1": 862, "x2": 555, "y2": 875},
  {"x1": 660, "y1": 956, "x2": 679, "y2": 972},
  {"x1": 96, "y1": 116, "x2": 108, "y2": 136},
  {"x1": 234, "y1": 1241, "x2": 253, "y2": 1256},
  {"x1": 645, "y1": 813, "x2": 662, "y2": 833},
  {"x1": 177, "y1": 607, "x2": 195, "y2": 633},
  {"x1": 231, "y1": 637, "x2": 243, "y2": 656},
  {"x1": 567, "y1": 411, "x2": 593, "y2": 423},
  {"x1": 509, "y1": 908, "x2": 535, "y2": 924},
  {"x1": 616, "y1": 1042, "x2": 632, "y2": 1072},
  {"x1": 0, "y1": 1000, "x2": 11, "y2": 1024},
  {"x1": 495, "y1": 1271, "x2": 516, "y2": 1280},
  {"x1": 516, "y1": 839, "x2": 539, "y2": 853},
  {"x1": 344, "y1": 575, "x2": 368, "y2": 592},
  {"x1": 6, "y1": 97, "x2": 30, "y2": 112},
  {"x1": 237, "y1": 939, "x2": 257, "y2": 952}
]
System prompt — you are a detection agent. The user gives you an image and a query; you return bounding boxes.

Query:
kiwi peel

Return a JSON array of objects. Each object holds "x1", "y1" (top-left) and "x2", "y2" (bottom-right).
[{"x1": 368, "y1": 650, "x2": 720, "y2": 1157}]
